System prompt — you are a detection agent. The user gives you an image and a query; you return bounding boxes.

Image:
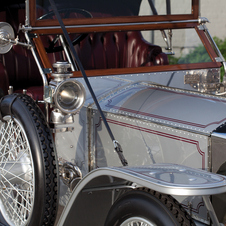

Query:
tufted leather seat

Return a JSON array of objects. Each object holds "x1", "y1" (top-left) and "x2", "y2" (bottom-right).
[
  {"x1": 75, "y1": 31, "x2": 168, "y2": 69},
  {"x1": 0, "y1": 5, "x2": 168, "y2": 103}
]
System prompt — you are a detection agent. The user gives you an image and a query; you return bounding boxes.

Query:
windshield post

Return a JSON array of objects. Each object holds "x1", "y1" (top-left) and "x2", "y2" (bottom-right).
[{"x1": 25, "y1": 0, "x2": 30, "y2": 26}]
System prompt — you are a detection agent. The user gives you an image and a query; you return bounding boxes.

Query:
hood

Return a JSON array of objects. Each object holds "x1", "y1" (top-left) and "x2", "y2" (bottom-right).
[{"x1": 79, "y1": 76, "x2": 226, "y2": 135}]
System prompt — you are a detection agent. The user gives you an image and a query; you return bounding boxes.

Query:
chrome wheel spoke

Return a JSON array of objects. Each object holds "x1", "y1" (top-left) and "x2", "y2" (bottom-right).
[
  {"x1": 0, "y1": 118, "x2": 34, "y2": 226},
  {"x1": 2, "y1": 170, "x2": 33, "y2": 185}
]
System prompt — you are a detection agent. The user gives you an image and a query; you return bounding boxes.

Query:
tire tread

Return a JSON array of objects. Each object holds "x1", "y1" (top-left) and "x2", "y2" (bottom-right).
[
  {"x1": 137, "y1": 187, "x2": 195, "y2": 226},
  {"x1": 17, "y1": 95, "x2": 58, "y2": 226}
]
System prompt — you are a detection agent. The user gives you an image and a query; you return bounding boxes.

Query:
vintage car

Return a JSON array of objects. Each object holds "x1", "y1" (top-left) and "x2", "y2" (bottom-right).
[{"x1": 0, "y1": 0, "x2": 226, "y2": 225}]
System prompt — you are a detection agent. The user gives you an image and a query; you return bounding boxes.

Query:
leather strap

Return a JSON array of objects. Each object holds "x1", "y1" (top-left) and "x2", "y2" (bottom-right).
[{"x1": 48, "y1": 0, "x2": 128, "y2": 166}]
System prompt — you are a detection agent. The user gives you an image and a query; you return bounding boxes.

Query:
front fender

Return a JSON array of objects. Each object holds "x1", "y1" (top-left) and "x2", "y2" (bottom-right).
[{"x1": 57, "y1": 163, "x2": 226, "y2": 226}]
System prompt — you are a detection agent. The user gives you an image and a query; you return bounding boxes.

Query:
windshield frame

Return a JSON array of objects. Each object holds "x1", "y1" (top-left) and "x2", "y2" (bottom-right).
[
  {"x1": 32, "y1": 24, "x2": 221, "y2": 80},
  {"x1": 30, "y1": 0, "x2": 199, "y2": 30},
  {"x1": 28, "y1": 0, "x2": 221, "y2": 79}
]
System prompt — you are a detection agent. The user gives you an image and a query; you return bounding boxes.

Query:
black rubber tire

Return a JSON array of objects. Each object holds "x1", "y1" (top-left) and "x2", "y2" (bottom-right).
[
  {"x1": 0, "y1": 94, "x2": 58, "y2": 226},
  {"x1": 105, "y1": 188, "x2": 195, "y2": 226}
]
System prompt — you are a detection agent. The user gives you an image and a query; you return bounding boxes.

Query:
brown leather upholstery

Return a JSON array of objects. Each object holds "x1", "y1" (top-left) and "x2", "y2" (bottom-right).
[{"x1": 0, "y1": 5, "x2": 168, "y2": 99}]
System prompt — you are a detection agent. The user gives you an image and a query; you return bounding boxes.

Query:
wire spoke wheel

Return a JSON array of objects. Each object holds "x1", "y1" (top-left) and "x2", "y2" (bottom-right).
[
  {"x1": 0, "y1": 94, "x2": 58, "y2": 226},
  {"x1": 120, "y1": 217, "x2": 155, "y2": 226},
  {"x1": 0, "y1": 116, "x2": 34, "y2": 226}
]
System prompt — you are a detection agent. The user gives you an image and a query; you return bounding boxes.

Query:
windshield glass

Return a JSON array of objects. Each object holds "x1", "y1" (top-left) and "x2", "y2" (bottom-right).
[
  {"x1": 142, "y1": 28, "x2": 212, "y2": 65},
  {"x1": 40, "y1": 27, "x2": 211, "y2": 71},
  {"x1": 36, "y1": 0, "x2": 192, "y2": 20}
]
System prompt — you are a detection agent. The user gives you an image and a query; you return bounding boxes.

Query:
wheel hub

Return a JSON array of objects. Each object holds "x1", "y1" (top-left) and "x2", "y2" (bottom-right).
[
  {"x1": 120, "y1": 217, "x2": 156, "y2": 226},
  {"x1": 0, "y1": 152, "x2": 32, "y2": 186}
]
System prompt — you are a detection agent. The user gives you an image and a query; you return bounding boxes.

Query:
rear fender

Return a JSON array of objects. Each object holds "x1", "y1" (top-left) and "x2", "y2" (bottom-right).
[{"x1": 57, "y1": 163, "x2": 226, "y2": 226}]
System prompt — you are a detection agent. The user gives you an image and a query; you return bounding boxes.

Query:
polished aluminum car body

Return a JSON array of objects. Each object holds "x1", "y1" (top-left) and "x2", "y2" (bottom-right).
[
  {"x1": 0, "y1": 0, "x2": 226, "y2": 226},
  {"x1": 55, "y1": 70, "x2": 226, "y2": 224}
]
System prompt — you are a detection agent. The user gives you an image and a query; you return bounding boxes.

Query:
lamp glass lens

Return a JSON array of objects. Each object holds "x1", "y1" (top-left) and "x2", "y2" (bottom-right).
[{"x1": 57, "y1": 83, "x2": 78, "y2": 109}]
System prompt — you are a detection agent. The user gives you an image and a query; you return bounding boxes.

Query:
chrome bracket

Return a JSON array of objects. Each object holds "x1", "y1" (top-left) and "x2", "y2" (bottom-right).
[
  {"x1": 203, "y1": 196, "x2": 221, "y2": 226},
  {"x1": 198, "y1": 17, "x2": 210, "y2": 24},
  {"x1": 51, "y1": 126, "x2": 74, "y2": 133},
  {"x1": 215, "y1": 57, "x2": 224, "y2": 63},
  {"x1": 20, "y1": 25, "x2": 33, "y2": 32},
  {"x1": 59, "y1": 159, "x2": 82, "y2": 192},
  {"x1": 113, "y1": 140, "x2": 128, "y2": 166},
  {"x1": 44, "y1": 85, "x2": 53, "y2": 104},
  {"x1": 197, "y1": 24, "x2": 208, "y2": 31}
]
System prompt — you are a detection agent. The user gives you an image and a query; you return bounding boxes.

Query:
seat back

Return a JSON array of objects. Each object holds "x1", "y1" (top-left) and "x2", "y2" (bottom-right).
[{"x1": 75, "y1": 31, "x2": 168, "y2": 70}]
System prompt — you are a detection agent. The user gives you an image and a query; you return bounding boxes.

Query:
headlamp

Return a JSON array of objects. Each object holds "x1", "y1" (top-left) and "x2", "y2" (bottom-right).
[
  {"x1": 50, "y1": 62, "x2": 86, "y2": 117},
  {"x1": 54, "y1": 79, "x2": 85, "y2": 114}
]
